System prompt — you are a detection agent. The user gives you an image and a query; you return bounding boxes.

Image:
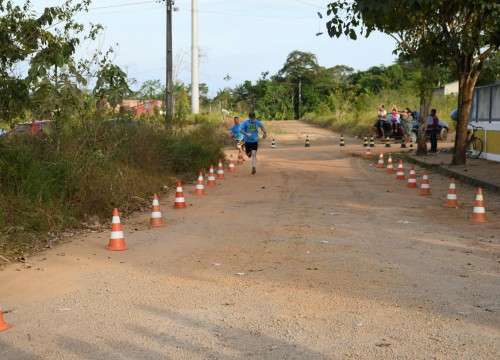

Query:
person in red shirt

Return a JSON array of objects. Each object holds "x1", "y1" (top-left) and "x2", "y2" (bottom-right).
[{"x1": 428, "y1": 108, "x2": 439, "y2": 153}]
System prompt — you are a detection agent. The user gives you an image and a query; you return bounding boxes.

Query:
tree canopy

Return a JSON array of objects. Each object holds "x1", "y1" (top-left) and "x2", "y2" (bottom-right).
[
  {"x1": 0, "y1": 0, "x2": 128, "y2": 124},
  {"x1": 325, "y1": 0, "x2": 500, "y2": 164}
]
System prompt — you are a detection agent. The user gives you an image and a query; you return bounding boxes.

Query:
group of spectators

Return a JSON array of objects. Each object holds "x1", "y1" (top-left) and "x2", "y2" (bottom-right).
[
  {"x1": 373, "y1": 104, "x2": 441, "y2": 152},
  {"x1": 373, "y1": 104, "x2": 414, "y2": 144}
]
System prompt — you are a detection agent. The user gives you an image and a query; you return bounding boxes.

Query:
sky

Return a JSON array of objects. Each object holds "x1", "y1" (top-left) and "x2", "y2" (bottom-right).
[{"x1": 31, "y1": 0, "x2": 398, "y2": 97}]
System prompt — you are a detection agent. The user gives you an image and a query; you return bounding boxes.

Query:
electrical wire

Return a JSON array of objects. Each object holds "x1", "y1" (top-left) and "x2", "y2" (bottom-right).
[{"x1": 90, "y1": 1, "x2": 158, "y2": 11}]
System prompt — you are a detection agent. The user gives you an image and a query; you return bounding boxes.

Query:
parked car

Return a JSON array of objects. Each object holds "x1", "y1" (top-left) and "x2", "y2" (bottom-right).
[
  {"x1": 10, "y1": 120, "x2": 55, "y2": 136},
  {"x1": 375, "y1": 113, "x2": 406, "y2": 140},
  {"x1": 410, "y1": 111, "x2": 449, "y2": 143}
]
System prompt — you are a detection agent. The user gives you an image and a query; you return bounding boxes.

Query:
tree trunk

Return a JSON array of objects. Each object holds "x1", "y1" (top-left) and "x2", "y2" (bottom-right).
[
  {"x1": 452, "y1": 74, "x2": 478, "y2": 166},
  {"x1": 415, "y1": 65, "x2": 438, "y2": 156},
  {"x1": 416, "y1": 96, "x2": 432, "y2": 155}
]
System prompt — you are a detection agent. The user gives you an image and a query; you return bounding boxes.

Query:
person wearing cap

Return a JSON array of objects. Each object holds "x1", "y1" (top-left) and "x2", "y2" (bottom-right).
[{"x1": 240, "y1": 111, "x2": 267, "y2": 174}]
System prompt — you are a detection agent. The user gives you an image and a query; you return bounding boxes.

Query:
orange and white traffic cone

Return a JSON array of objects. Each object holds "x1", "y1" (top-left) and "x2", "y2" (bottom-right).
[
  {"x1": 194, "y1": 171, "x2": 205, "y2": 195},
  {"x1": 386, "y1": 154, "x2": 394, "y2": 174},
  {"x1": 206, "y1": 164, "x2": 217, "y2": 187},
  {"x1": 444, "y1": 178, "x2": 459, "y2": 208},
  {"x1": 395, "y1": 160, "x2": 405, "y2": 180},
  {"x1": 150, "y1": 193, "x2": 165, "y2": 228},
  {"x1": 376, "y1": 153, "x2": 385, "y2": 168},
  {"x1": 216, "y1": 159, "x2": 225, "y2": 179},
  {"x1": 173, "y1": 180, "x2": 187, "y2": 209},
  {"x1": 228, "y1": 154, "x2": 236, "y2": 172},
  {"x1": 0, "y1": 306, "x2": 12, "y2": 332},
  {"x1": 471, "y1": 187, "x2": 487, "y2": 223},
  {"x1": 107, "y1": 208, "x2": 128, "y2": 251},
  {"x1": 364, "y1": 147, "x2": 372, "y2": 159},
  {"x1": 406, "y1": 165, "x2": 418, "y2": 188},
  {"x1": 420, "y1": 171, "x2": 431, "y2": 195}
]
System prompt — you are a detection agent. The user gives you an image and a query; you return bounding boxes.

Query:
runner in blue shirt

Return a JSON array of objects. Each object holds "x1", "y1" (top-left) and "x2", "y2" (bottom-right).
[
  {"x1": 230, "y1": 116, "x2": 245, "y2": 163},
  {"x1": 240, "y1": 111, "x2": 267, "y2": 174}
]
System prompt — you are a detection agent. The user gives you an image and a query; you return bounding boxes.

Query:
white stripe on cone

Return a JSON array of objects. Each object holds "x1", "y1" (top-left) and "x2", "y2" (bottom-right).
[
  {"x1": 151, "y1": 211, "x2": 162, "y2": 218},
  {"x1": 110, "y1": 231, "x2": 124, "y2": 239}
]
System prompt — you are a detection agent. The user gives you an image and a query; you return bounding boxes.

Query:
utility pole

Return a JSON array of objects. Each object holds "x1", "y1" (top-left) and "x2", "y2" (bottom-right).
[
  {"x1": 191, "y1": 0, "x2": 199, "y2": 114},
  {"x1": 297, "y1": 76, "x2": 302, "y2": 120},
  {"x1": 166, "y1": 0, "x2": 174, "y2": 131}
]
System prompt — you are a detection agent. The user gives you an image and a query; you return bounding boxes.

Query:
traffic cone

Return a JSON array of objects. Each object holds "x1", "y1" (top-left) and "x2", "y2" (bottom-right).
[
  {"x1": 216, "y1": 159, "x2": 225, "y2": 179},
  {"x1": 206, "y1": 164, "x2": 217, "y2": 186},
  {"x1": 363, "y1": 135, "x2": 368, "y2": 147},
  {"x1": 237, "y1": 154, "x2": 244, "y2": 165},
  {"x1": 444, "y1": 178, "x2": 458, "y2": 208},
  {"x1": 471, "y1": 187, "x2": 487, "y2": 223},
  {"x1": 305, "y1": 135, "x2": 311, "y2": 147},
  {"x1": 340, "y1": 134, "x2": 345, "y2": 146},
  {"x1": 107, "y1": 208, "x2": 128, "y2": 251},
  {"x1": 386, "y1": 154, "x2": 394, "y2": 174},
  {"x1": 228, "y1": 154, "x2": 236, "y2": 172},
  {"x1": 364, "y1": 147, "x2": 372, "y2": 159},
  {"x1": 194, "y1": 171, "x2": 205, "y2": 195},
  {"x1": 400, "y1": 137, "x2": 407, "y2": 148},
  {"x1": 173, "y1": 180, "x2": 187, "y2": 209},
  {"x1": 420, "y1": 171, "x2": 431, "y2": 195},
  {"x1": 396, "y1": 160, "x2": 405, "y2": 180},
  {"x1": 271, "y1": 139, "x2": 276, "y2": 148},
  {"x1": 406, "y1": 165, "x2": 418, "y2": 188},
  {"x1": 385, "y1": 136, "x2": 391, "y2": 147},
  {"x1": 369, "y1": 135, "x2": 375, "y2": 147},
  {"x1": 150, "y1": 193, "x2": 165, "y2": 228},
  {"x1": 376, "y1": 153, "x2": 385, "y2": 168},
  {"x1": 0, "y1": 307, "x2": 12, "y2": 332}
]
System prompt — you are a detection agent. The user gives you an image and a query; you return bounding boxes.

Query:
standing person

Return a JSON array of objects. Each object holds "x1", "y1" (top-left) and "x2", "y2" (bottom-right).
[
  {"x1": 373, "y1": 104, "x2": 387, "y2": 138},
  {"x1": 240, "y1": 111, "x2": 267, "y2": 174},
  {"x1": 428, "y1": 108, "x2": 439, "y2": 153},
  {"x1": 230, "y1": 116, "x2": 245, "y2": 162},
  {"x1": 400, "y1": 107, "x2": 413, "y2": 144}
]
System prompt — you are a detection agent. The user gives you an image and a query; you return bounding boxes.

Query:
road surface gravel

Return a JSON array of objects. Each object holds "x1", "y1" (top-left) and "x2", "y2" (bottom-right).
[{"x1": 1, "y1": 120, "x2": 499, "y2": 359}]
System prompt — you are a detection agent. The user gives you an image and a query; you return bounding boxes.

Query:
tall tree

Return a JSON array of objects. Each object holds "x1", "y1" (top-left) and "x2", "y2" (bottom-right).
[
  {"x1": 137, "y1": 80, "x2": 164, "y2": 100},
  {"x1": 476, "y1": 50, "x2": 500, "y2": 86},
  {"x1": 0, "y1": 0, "x2": 111, "y2": 123},
  {"x1": 325, "y1": 0, "x2": 500, "y2": 164},
  {"x1": 277, "y1": 51, "x2": 324, "y2": 119}
]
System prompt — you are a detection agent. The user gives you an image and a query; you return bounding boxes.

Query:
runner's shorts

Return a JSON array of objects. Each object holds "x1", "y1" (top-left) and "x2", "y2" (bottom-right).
[
  {"x1": 245, "y1": 141, "x2": 258, "y2": 156},
  {"x1": 235, "y1": 138, "x2": 245, "y2": 149}
]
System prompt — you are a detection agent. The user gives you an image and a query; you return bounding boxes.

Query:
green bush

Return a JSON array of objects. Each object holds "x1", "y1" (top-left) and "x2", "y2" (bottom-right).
[{"x1": 0, "y1": 120, "x2": 226, "y2": 260}]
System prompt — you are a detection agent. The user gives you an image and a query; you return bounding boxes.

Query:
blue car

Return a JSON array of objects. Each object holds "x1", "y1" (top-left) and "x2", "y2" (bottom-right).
[{"x1": 410, "y1": 111, "x2": 449, "y2": 143}]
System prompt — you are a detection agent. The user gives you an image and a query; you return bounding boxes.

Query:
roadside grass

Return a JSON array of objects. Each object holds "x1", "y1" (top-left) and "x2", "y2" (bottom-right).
[
  {"x1": 0, "y1": 120, "x2": 227, "y2": 261},
  {"x1": 303, "y1": 90, "x2": 458, "y2": 137}
]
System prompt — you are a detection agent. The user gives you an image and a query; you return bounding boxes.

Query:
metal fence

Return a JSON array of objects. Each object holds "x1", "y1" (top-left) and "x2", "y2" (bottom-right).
[{"x1": 470, "y1": 83, "x2": 500, "y2": 122}]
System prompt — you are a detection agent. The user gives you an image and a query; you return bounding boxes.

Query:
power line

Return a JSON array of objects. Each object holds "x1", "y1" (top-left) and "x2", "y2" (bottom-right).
[
  {"x1": 290, "y1": 0, "x2": 326, "y2": 10},
  {"x1": 200, "y1": 9, "x2": 313, "y2": 20},
  {"x1": 90, "y1": 1, "x2": 158, "y2": 11}
]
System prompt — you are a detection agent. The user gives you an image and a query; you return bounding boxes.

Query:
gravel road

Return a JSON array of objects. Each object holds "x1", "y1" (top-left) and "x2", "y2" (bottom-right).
[{"x1": 1, "y1": 121, "x2": 499, "y2": 359}]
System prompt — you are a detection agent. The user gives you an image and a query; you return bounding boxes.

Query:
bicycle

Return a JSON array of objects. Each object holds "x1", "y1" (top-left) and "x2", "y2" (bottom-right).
[{"x1": 466, "y1": 124, "x2": 484, "y2": 159}]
